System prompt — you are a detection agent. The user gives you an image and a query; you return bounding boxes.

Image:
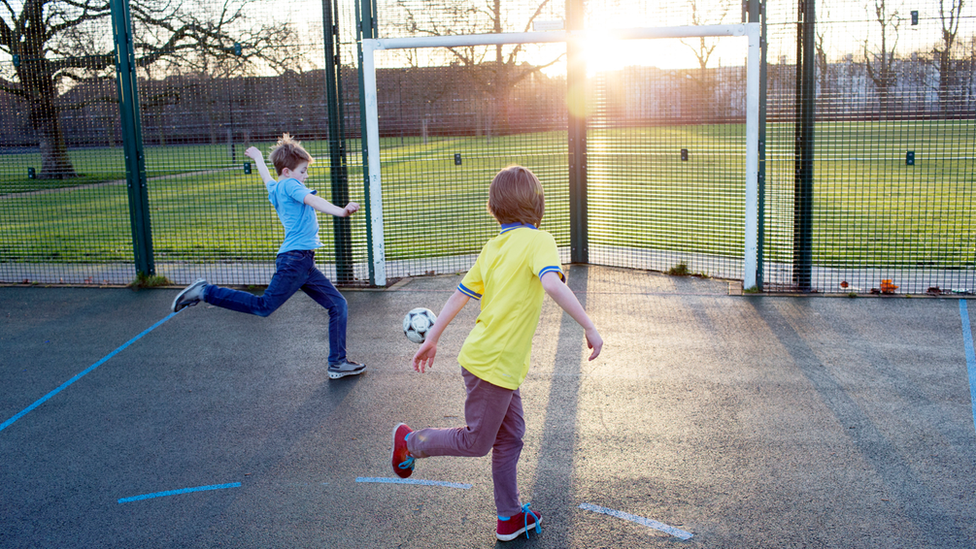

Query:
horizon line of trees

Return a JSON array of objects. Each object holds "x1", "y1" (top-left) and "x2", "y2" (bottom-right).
[{"x1": 3, "y1": 51, "x2": 976, "y2": 153}]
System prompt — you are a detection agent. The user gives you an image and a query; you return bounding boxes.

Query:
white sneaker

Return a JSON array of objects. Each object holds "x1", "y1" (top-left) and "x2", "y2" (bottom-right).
[
  {"x1": 172, "y1": 279, "x2": 207, "y2": 312},
  {"x1": 328, "y1": 359, "x2": 366, "y2": 379}
]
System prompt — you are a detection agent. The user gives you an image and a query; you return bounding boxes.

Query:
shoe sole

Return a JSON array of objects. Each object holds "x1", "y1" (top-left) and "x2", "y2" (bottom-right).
[
  {"x1": 390, "y1": 423, "x2": 412, "y2": 478},
  {"x1": 328, "y1": 367, "x2": 365, "y2": 379},
  {"x1": 496, "y1": 517, "x2": 542, "y2": 542}
]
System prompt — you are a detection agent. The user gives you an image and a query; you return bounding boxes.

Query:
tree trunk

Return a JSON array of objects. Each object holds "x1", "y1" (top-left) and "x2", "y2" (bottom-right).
[
  {"x1": 20, "y1": 62, "x2": 78, "y2": 180},
  {"x1": 32, "y1": 102, "x2": 77, "y2": 179},
  {"x1": 939, "y1": 50, "x2": 952, "y2": 115}
]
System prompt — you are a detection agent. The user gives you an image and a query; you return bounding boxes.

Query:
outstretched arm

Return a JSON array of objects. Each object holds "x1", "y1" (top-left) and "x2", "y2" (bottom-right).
[
  {"x1": 541, "y1": 271, "x2": 603, "y2": 360},
  {"x1": 244, "y1": 146, "x2": 275, "y2": 185},
  {"x1": 412, "y1": 289, "x2": 470, "y2": 373},
  {"x1": 303, "y1": 194, "x2": 361, "y2": 218}
]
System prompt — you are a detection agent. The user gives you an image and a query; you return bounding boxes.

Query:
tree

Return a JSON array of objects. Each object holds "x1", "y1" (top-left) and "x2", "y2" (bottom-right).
[
  {"x1": 680, "y1": 0, "x2": 731, "y2": 121},
  {"x1": 934, "y1": 0, "x2": 964, "y2": 113},
  {"x1": 0, "y1": 0, "x2": 293, "y2": 179},
  {"x1": 394, "y1": 0, "x2": 563, "y2": 136},
  {"x1": 814, "y1": 2, "x2": 831, "y2": 101},
  {"x1": 863, "y1": 0, "x2": 901, "y2": 115}
]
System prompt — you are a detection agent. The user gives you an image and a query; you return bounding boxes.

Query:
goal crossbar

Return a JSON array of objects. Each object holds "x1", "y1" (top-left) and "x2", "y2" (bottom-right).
[{"x1": 361, "y1": 23, "x2": 761, "y2": 288}]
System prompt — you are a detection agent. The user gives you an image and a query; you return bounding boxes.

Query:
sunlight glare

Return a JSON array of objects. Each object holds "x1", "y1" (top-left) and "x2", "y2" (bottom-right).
[{"x1": 577, "y1": 28, "x2": 748, "y2": 75}]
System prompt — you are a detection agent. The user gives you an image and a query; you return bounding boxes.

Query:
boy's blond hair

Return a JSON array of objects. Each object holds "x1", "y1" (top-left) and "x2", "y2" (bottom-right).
[
  {"x1": 268, "y1": 133, "x2": 314, "y2": 176},
  {"x1": 487, "y1": 165, "x2": 545, "y2": 227}
]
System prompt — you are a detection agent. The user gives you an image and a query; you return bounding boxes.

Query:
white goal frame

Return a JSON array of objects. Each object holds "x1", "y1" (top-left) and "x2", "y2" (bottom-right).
[{"x1": 361, "y1": 23, "x2": 761, "y2": 288}]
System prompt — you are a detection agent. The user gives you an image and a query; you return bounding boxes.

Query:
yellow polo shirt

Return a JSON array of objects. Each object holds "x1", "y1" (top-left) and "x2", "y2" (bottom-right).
[{"x1": 457, "y1": 223, "x2": 565, "y2": 390}]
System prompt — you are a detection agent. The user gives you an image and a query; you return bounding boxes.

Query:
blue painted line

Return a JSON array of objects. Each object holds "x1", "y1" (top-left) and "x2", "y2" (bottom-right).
[
  {"x1": 961, "y1": 300, "x2": 976, "y2": 433},
  {"x1": 355, "y1": 477, "x2": 472, "y2": 490},
  {"x1": 0, "y1": 311, "x2": 180, "y2": 433},
  {"x1": 579, "y1": 503, "x2": 693, "y2": 540},
  {"x1": 118, "y1": 482, "x2": 241, "y2": 504}
]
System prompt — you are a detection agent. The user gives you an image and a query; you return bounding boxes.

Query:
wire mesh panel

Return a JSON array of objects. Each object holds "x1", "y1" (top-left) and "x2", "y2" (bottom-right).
[
  {"x1": 0, "y1": 13, "x2": 135, "y2": 285},
  {"x1": 0, "y1": 0, "x2": 368, "y2": 287},
  {"x1": 2, "y1": 0, "x2": 974, "y2": 295},
  {"x1": 132, "y1": 0, "x2": 369, "y2": 286},
  {"x1": 586, "y1": 38, "x2": 750, "y2": 280},
  {"x1": 370, "y1": 44, "x2": 571, "y2": 279},
  {"x1": 375, "y1": 0, "x2": 567, "y2": 39},
  {"x1": 762, "y1": 0, "x2": 976, "y2": 294}
]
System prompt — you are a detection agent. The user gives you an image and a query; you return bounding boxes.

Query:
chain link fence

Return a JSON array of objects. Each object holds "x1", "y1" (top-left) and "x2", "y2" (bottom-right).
[{"x1": 1, "y1": 0, "x2": 973, "y2": 295}]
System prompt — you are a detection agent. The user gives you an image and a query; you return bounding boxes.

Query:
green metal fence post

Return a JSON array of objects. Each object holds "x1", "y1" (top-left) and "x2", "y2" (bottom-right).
[
  {"x1": 110, "y1": 0, "x2": 154, "y2": 278},
  {"x1": 567, "y1": 0, "x2": 588, "y2": 264},
  {"x1": 323, "y1": 0, "x2": 353, "y2": 283},
  {"x1": 794, "y1": 0, "x2": 815, "y2": 289},
  {"x1": 356, "y1": 0, "x2": 378, "y2": 285},
  {"x1": 749, "y1": 0, "x2": 767, "y2": 290}
]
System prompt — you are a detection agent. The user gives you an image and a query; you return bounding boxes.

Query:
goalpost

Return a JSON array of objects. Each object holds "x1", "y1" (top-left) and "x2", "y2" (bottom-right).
[{"x1": 360, "y1": 23, "x2": 761, "y2": 288}]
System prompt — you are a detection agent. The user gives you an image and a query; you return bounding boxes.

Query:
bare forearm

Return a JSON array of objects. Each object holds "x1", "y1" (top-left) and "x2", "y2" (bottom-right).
[
  {"x1": 542, "y1": 271, "x2": 603, "y2": 360},
  {"x1": 304, "y1": 194, "x2": 346, "y2": 216},
  {"x1": 244, "y1": 146, "x2": 275, "y2": 184},
  {"x1": 542, "y1": 274, "x2": 595, "y2": 330},
  {"x1": 426, "y1": 290, "x2": 469, "y2": 344},
  {"x1": 254, "y1": 160, "x2": 274, "y2": 184},
  {"x1": 412, "y1": 289, "x2": 469, "y2": 373}
]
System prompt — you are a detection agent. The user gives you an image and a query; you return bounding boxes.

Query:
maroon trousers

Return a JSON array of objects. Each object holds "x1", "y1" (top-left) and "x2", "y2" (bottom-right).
[{"x1": 407, "y1": 367, "x2": 526, "y2": 517}]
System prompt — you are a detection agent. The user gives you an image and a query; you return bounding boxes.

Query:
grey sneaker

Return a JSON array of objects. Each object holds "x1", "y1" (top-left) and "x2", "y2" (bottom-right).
[
  {"x1": 328, "y1": 359, "x2": 366, "y2": 379},
  {"x1": 172, "y1": 279, "x2": 207, "y2": 312}
]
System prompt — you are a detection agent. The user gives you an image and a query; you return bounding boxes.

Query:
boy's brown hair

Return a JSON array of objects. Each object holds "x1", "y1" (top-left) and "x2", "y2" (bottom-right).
[
  {"x1": 487, "y1": 165, "x2": 545, "y2": 227},
  {"x1": 268, "y1": 133, "x2": 314, "y2": 175}
]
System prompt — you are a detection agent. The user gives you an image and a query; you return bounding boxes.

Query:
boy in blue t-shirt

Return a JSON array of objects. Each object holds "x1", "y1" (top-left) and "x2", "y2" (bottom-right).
[
  {"x1": 171, "y1": 133, "x2": 365, "y2": 380},
  {"x1": 390, "y1": 165, "x2": 603, "y2": 541}
]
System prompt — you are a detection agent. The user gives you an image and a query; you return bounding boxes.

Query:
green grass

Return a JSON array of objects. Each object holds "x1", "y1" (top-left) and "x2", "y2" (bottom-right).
[{"x1": 1, "y1": 121, "x2": 974, "y2": 269}]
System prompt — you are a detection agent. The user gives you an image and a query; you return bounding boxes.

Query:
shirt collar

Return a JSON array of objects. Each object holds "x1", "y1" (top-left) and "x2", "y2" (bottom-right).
[{"x1": 500, "y1": 222, "x2": 537, "y2": 233}]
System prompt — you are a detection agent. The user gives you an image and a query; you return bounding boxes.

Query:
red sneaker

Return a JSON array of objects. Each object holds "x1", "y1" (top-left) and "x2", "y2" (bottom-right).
[
  {"x1": 496, "y1": 503, "x2": 542, "y2": 541},
  {"x1": 390, "y1": 423, "x2": 415, "y2": 478}
]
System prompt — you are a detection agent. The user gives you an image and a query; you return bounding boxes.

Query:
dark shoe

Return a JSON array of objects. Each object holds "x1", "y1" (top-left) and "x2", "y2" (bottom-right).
[
  {"x1": 390, "y1": 423, "x2": 415, "y2": 478},
  {"x1": 172, "y1": 279, "x2": 207, "y2": 312},
  {"x1": 497, "y1": 504, "x2": 542, "y2": 541},
  {"x1": 328, "y1": 359, "x2": 365, "y2": 379}
]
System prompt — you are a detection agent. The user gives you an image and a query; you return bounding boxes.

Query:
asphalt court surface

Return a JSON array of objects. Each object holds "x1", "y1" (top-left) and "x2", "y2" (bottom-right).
[{"x1": 2, "y1": 266, "x2": 975, "y2": 548}]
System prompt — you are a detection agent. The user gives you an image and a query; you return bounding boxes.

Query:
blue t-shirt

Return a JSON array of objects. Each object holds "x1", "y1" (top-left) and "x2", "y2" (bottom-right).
[{"x1": 266, "y1": 177, "x2": 322, "y2": 254}]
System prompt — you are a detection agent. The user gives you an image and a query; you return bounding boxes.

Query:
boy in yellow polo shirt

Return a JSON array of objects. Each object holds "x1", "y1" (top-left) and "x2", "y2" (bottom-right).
[{"x1": 390, "y1": 165, "x2": 603, "y2": 542}]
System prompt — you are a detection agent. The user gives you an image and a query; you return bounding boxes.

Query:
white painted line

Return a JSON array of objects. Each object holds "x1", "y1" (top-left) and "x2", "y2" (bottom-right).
[
  {"x1": 579, "y1": 502, "x2": 693, "y2": 540},
  {"x1": 356, "y1": 477, "x2": 472, "y2": 489}
]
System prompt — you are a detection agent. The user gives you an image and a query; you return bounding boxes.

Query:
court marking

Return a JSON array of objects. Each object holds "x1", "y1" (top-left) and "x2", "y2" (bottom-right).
[
  {"x1": 0, "y1": 311, "x2": 180, "y2": 433},
  {"x1": 961, "y1": 300, "x2": 976, "y2": 432},
  {"x1": 579, "y1": 502, "x2": 693, "y2": 540},
  {"x1": 356, "y1": 477, "x2": 472, "y2": 489},
  {"x1": 118, "y1": 482, "x2": 241, "y2": 504}
]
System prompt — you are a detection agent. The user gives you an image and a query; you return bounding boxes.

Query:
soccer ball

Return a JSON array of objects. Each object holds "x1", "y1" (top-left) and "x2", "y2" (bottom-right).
[{"x1": 403, "y1": 307, "x2": 436, "y2": 344}]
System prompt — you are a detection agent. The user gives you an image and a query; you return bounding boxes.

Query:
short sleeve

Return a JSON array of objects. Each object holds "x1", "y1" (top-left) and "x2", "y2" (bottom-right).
[
  {"x1": 532, "y1": 231, "x2": 564, "y2": 282},
  {"x1": 280, "y1": 178, "x2": 315, "y2": 203},
  {"x1": 459, "y1": 250, "x2": 485, "y2": 300}
]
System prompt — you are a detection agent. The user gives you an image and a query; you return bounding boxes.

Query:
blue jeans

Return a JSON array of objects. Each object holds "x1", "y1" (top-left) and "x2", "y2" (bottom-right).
[{"x1": 203, "y1": 250, "x2": 348, "y2": 364}]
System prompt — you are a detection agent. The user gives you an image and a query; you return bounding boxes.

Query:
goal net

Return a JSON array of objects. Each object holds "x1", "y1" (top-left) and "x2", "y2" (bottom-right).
[{"x1": 360, "y1": 24, "x2": 761, "y2": 288}]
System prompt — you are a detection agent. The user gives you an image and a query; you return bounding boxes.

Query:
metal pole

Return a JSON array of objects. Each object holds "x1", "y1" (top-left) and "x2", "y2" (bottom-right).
[
  {"x1": 356, "y1": 0, "x2": 380, "y2": 285},
  {"x1": 359, "y1": 40, "x2": 387, "y2": 286},
  {"x1": 110, "y1": 0, "x2": 154, "y2": 277},
  {"x1": 567, "y1": 0, "x2": 588, "y2": 264},
  {"x1": 744, "y1": 24, "x2": 761, "y2": 290},
  {"x1": 323, "y1": 0, "x2": 353, "y2": 283},
  {"x1": 749, "y1": 0, "x2": 767, "y2": 290},
  {"x1": 793, "y1": 0, "x2": 815, "y2": 289}
]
